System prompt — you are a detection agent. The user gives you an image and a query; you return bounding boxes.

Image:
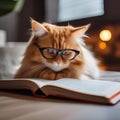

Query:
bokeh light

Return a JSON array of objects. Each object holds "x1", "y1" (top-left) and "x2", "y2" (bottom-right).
[
  {"x1": 99, "y1": 42, "x2": 107, "y2": 50},
  {"x1": 99, "y1": 30, "x2": 112, "y2": 41}
]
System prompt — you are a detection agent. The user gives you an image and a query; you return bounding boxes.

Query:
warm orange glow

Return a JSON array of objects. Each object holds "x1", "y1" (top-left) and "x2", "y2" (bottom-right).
[
  {"x1": 99, "y1": 42, "x2": 106, "y2": 50},
  {"x1": 99, "y1": 30, "x2": 112, "y2": 41}
]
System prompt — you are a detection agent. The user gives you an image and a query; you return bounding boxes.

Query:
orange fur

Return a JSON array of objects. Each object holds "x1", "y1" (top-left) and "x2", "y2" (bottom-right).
[{"x1": 14, "y1": 20, "x2": 91, "y2": 80}]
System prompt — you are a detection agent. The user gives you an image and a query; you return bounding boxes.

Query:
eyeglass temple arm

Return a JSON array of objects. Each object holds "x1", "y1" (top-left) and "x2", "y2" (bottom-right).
[{"x1": 34, "y1": 42, "x2": 40, "y2": 49}]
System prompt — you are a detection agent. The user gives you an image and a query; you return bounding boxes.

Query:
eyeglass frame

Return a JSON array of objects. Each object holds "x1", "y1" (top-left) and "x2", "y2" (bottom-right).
[{"x1": 34, "y1": 43, "x2": 80, "y2": 60}]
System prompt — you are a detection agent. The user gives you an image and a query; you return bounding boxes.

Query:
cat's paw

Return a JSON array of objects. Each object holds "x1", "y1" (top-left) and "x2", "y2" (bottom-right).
[{"x1": 38, "y1": 68, "x2": 56, "y2": 80}]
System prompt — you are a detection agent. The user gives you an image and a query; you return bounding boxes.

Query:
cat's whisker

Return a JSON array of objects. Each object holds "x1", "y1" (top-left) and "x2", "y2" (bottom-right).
[{"x1": 82, "y1": 34, "x2": 89, "y2": 38}]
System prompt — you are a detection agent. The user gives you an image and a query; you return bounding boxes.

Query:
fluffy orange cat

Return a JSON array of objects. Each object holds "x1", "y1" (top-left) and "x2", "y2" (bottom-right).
[{"x1": 14, "y1": 20, "x2": 99, "y2": 80}]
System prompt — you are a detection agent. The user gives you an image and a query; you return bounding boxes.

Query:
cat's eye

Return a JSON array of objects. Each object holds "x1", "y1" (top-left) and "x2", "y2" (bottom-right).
[
  {"x1": 62, "y1": 50, "x2": 77, "y2": 60},
  {"x1": 62, "y1": 50, "x2": 71, "y2": 55},
  {"x1": 34, "y1": 43, "x2": 80, "y2": 60},
  {"x1": 47, "y1": 48, "x2": 56, "y2": 54},
  {"x1": 43, "y1": 48, "x2": 57, "y2": 58}
]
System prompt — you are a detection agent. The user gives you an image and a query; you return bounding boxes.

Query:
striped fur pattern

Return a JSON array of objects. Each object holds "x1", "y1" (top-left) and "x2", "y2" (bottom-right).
[{"x1": 14, "y1": 20, "x2": 99, "y2": 80}]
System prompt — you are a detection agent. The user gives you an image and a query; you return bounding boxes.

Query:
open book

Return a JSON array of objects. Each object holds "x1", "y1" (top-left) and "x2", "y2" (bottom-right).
[{"x1": 0, "y1": 78, "x2": 120, "y2": 104}]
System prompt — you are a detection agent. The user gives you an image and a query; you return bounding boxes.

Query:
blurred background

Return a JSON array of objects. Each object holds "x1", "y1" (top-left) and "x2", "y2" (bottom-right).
[{"x1": 0, "y1": 0, "x2": 120, "y2": 78}]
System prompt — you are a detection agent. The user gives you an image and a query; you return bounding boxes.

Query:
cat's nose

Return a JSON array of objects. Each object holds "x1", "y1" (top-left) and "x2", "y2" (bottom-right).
[
  {"x1": 55, "y1": 55, "x2": 62, "y2": 64},
  {"x1": 56, "y1": 59, "x2": 61, "y2": 64}
]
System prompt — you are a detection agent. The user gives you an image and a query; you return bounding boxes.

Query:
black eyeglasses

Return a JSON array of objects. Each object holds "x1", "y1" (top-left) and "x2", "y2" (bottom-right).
[{"x1": 34, "y1": 43, "x2": 80, "y2": 60}]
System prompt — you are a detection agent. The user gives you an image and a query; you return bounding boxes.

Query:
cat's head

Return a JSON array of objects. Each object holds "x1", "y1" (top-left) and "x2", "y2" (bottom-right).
[{"x1": 25, "y1": 20, "x2": 90, "y2": 72}]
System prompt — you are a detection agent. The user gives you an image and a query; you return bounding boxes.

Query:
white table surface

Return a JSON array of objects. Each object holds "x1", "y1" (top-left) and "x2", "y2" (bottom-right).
[{"x1": 0, "y1": 91, "x2": 120, "y2": 120}]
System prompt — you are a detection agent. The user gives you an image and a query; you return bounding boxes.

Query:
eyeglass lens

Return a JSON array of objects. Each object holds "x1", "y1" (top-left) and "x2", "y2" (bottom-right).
[{"x1": 42, "y1": 48, "x2": 77, "y2": 60}]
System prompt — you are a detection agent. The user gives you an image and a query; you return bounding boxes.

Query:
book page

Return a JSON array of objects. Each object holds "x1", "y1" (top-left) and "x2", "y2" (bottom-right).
[
  {"x1": 43, "y1": 78, "x2": 120, "y2": 97},
  {"x1": 28, "y1": 79, "x2": 52, "y2": 87},
  {"x1": 0, "y1": 79, "x2": 39, "y2": 92},
  {"x1": 0, "y1": 78, "x2": 54, "y2": 91}
]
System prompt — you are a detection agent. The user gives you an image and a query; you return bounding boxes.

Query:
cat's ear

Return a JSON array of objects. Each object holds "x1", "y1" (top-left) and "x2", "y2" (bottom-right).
[
  {"x1": 31, "y1": 19, "x2": 48, "y2": 36},
  {"x1": 71, "y1": 24, "x2": 90, "y2": 38}
]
